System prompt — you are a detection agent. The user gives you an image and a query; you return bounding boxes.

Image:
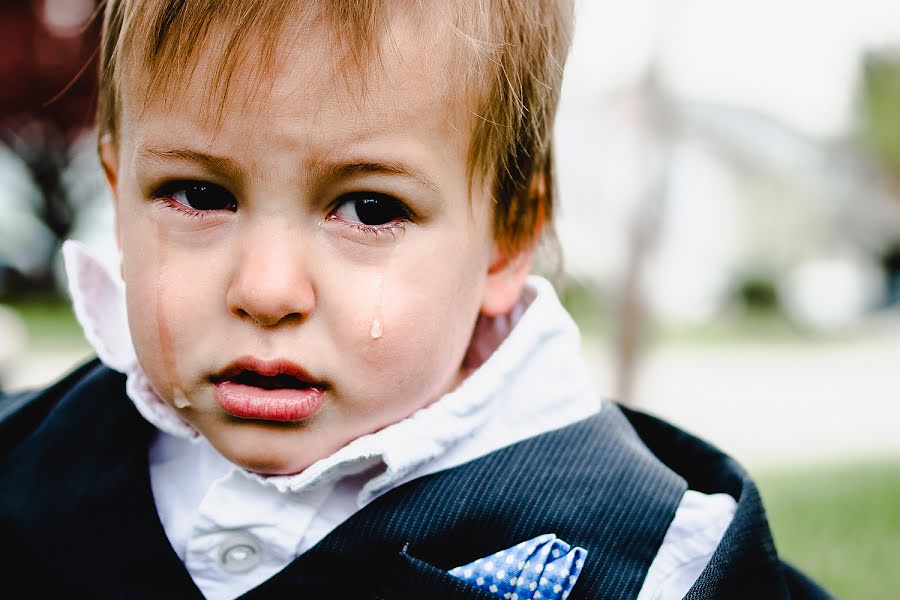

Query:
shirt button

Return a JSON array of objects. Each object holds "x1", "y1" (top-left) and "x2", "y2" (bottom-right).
[{"x1": 218, "y1": 532, "x2": 263, "y2": 574}]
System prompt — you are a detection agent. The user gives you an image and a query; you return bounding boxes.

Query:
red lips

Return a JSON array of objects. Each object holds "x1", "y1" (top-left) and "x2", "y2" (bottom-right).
[{"x1": 211, "y1": 357, "x2": 326, "y2": 422}]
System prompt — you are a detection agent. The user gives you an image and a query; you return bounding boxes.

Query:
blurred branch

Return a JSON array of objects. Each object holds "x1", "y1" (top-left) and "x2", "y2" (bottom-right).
[
  {"x1": 862, "y1": 50, "x2": 900, "y2": 195},
  {"x1": 615, "y1": 66, "x2": 672, "y2": 404}
]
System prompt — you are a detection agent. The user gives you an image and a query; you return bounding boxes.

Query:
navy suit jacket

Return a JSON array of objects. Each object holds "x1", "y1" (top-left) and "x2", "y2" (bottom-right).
[{"x1": 0, "y1": 361, "x2": 833, "y2": 599}]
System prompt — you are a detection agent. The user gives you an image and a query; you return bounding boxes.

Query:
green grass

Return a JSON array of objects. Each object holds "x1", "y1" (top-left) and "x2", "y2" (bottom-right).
[
  {"x1": 755, "y1": 461, "x2": 900, "y2": 599},
  {"x1": 3, "y1": 295, "x2": 88, "y2": 350}
]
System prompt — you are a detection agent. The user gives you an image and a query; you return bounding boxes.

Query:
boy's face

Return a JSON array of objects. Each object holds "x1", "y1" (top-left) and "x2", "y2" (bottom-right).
[{"x1": 102, "y1": 18, "x2": 529, "y2": 475}]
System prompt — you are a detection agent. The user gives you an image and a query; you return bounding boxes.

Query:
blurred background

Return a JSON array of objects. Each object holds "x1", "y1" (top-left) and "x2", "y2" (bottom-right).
[{"x1": 1, "y1": 0, "x2": 898, "y2": 597}]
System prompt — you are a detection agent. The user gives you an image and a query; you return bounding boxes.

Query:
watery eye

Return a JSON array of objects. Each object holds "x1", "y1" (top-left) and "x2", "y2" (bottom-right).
[
  {"x1": 334, "y1": 192, "x2": 406, "y2": 226},
  {"x1": 165, "y1": 181, "x2": 237, "y2": 211}
]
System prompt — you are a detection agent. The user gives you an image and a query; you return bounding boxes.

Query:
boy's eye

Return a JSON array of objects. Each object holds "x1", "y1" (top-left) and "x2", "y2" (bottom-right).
[
  {"x1": 333, "y1": 192, "x2": 407, "y2": 226},
  {"x1": 160, "y1": 181, "x2": 237, "y2": 212}
]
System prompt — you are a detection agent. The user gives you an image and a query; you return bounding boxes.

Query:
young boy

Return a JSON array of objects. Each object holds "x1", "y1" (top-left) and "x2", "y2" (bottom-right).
[{"x1": 0, "y1": 1, "x2": 831, "y2": 598}]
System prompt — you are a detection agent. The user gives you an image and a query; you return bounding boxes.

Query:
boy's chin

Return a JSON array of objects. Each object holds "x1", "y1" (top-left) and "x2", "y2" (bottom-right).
[
  {"x1": 239, "y1": 459, "x2": 310, "y2": 477},
  {"x1": 203, "y1": 426, "x2": 329, "y2": 477},
  {"x1": 227, "y1": 449, "x2": 316, "y2": 477}
]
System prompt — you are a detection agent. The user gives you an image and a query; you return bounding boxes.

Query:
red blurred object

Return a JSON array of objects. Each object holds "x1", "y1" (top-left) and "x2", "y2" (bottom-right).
[
  {"x1": 0, "y1": 0, "x2": 102, "y2": 293},
  {"x1": 0, "y1": 0, "x2": 100, "y2": 143}
]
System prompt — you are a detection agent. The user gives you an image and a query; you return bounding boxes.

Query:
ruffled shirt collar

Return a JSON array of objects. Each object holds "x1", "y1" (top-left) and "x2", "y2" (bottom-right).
[{"x1": 63, "y1": 239, "x2": 600, "y2": 506}]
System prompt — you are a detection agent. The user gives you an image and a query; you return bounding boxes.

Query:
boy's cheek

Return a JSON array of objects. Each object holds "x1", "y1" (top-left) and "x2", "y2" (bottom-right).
[
  {"x1": 124, "y1": 281, "x2": 188, "y2": 399},
  {"x1": 362, "y1": 293, "x2": 474, "y2": 389},
  {"x1": 120, "y1": 241, "x2": 217, "y2": 396}
]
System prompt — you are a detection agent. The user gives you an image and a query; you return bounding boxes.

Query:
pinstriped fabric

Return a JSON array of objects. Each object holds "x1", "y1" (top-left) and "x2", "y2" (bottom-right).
[
  {"x1": 2, "y1": 364, "x2": 832, "y2": 599},
  {"x1": 242, "y1": 405, "x2": 687, "y2": 599}
]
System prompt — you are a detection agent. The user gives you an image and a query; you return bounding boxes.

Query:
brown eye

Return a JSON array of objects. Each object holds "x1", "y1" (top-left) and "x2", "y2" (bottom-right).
[
  {"x1": 160, "y1": 181, "x2": 237, "y2": 211},
  {"x1": 334, "y1": 192, "x2": 407, "y2": 226}
]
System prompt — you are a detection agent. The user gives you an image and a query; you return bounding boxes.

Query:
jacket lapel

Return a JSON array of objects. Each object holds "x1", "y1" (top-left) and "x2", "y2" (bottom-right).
[
  {"x1": 0, "y1": 363, "x2": 203, "y2": 598},
  {"x1": 621, "y1": 406, "x2": 794, "y2": 599}
]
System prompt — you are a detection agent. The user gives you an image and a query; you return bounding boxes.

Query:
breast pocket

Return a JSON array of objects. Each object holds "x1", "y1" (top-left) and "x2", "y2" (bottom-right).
[{"x1": 376, "y1": 549, "x2": 500, "y2": 600}]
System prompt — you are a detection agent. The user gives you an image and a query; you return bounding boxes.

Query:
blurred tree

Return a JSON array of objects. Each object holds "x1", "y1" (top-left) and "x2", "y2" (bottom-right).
[
  {"x1": 862, "y1": 52, "x2": 900, "y2": 185},
  {"x1": 862, "y1": 51, "x2": 900, "y2": 307},
  {"x1": 0, "y1": 0, "x2": 101, "y2": 295},
  {"x1": 735, "y1": 275, "x2": 781, "y2": 314}
]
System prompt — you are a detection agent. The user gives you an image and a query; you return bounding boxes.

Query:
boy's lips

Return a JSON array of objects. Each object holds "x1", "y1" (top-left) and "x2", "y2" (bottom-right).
[{"x1": 210, "y1": 357, "x2": 327, "y2": 422}]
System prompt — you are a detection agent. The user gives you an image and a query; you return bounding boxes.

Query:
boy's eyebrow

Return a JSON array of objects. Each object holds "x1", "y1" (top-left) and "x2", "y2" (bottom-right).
[
  {"x1": 137, "y1": 146, "x2": 244, "y2": 179},
  {"x1": 137, "y1": 146, "x2": 246, "y2": 181},
  {"x1": 137, "y1": 147, "x2": 440, "y2": 194},
  {"x1": 308, "y1": 158, "x2": 441, "y2": 194}
]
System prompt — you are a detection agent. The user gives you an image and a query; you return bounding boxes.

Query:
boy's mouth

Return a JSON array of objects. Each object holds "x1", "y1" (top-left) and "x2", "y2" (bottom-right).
[
  {"x1": 210, "y1": 357, "x2": 326, "y2": 422},
  {"x1": 230, "y1": 371, "x2": 313, "y2": 390}
]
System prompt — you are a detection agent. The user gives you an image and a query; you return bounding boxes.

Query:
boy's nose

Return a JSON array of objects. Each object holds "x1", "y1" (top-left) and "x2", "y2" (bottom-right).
[{"x1": 225, "y1": 225, "x2": 315, "y2": 328}]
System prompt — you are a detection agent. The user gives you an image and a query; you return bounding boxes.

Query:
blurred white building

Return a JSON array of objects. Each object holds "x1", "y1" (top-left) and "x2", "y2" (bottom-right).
[{"x1": 555, "y1": 0, "x2": 900, "y2": 331}]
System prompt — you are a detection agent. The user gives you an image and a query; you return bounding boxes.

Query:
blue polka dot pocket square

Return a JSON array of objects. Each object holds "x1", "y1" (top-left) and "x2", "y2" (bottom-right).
[{"x1": 448, "y1": 533, "x2": 587, "y2": 600}]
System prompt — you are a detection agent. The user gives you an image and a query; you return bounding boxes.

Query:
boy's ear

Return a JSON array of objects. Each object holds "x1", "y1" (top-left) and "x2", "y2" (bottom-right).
[
  {"x1": 98, "y1": 134, "x2": 119, "y2": 197},
  {"x1": 480, "y1": 242, "x2": 534, "y2": 317},
  {"x1": 98, "y1": 134, "x2": 123, "y2": 252}
]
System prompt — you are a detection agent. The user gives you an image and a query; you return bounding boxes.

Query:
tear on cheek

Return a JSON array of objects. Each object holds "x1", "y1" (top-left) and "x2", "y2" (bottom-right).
[
  {"x1": 154, "y1": 228, "x2": 191, "y2": 408},
  {"x1": 370, "y1": 267, "x2": 385, "y2": 340},
  {"x1": 172, "y1": 389, "x2": 191, "y2": 408},
  {"x1": 367, "y1": 236, "x2": 403, "y2": 341}
]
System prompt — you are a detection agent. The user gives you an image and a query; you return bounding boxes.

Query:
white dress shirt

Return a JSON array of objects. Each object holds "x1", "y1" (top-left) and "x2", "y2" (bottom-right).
[{"x1": 63, "y1": 239, "x2": 736, "y2": 600}]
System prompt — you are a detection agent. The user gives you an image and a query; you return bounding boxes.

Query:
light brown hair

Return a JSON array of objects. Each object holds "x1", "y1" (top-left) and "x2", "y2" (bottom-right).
[{"x1": 98, "y1": 0, "x2": 573, "y2": 253}]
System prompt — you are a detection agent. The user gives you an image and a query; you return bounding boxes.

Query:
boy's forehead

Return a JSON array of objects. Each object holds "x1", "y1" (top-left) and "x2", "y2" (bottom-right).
[{"x1": 118, "y1": 10, "x2": 474, "y2": 149}]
